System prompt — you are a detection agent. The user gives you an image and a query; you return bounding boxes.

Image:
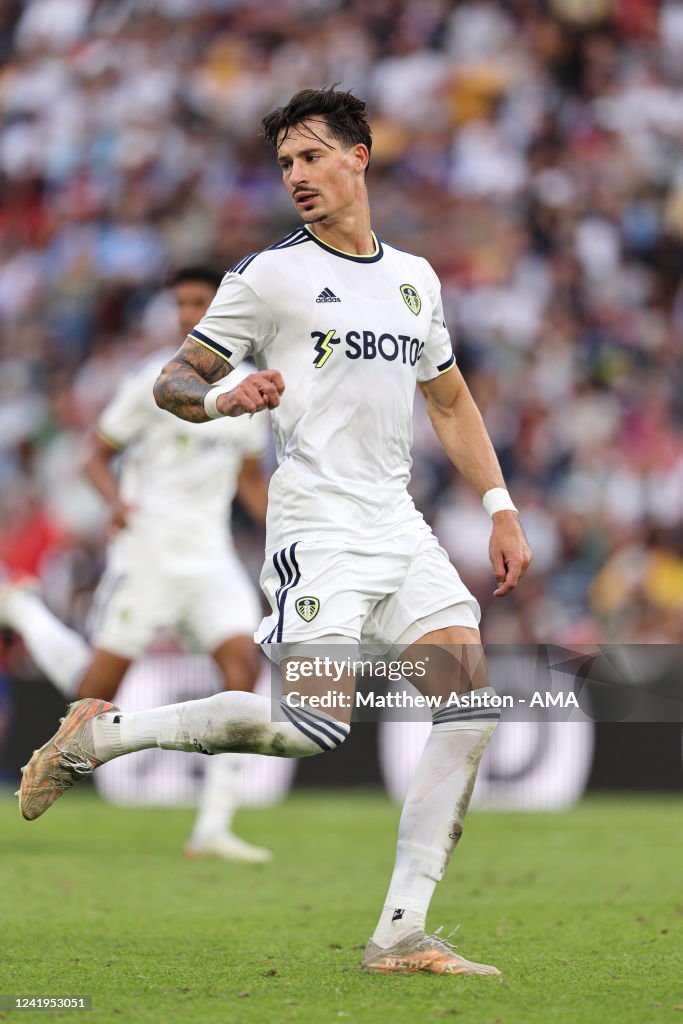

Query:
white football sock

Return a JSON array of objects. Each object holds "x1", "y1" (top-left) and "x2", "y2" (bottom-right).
[
  {"x1": 189, "y1": 752, "x2": 244, "y2": 843},
  {"x1": 91, "y1": 690, "x2": 349, "y2": 763},
  {"x1": 4, "y1": 589, "x2": 91, "y2": 698},
  {"x1": 371, "y1": 687, "x2": 500, "y2": 948}
]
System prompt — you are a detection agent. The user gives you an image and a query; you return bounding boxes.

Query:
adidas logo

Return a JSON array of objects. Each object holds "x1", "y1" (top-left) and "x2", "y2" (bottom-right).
[{"x1": 316, "y1": 287, "x2": 341, "y2": 303}]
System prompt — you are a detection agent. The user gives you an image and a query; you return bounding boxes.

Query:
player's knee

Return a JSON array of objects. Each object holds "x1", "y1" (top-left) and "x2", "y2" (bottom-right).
[{"x1": 278, "y1": 698, "x2": 350, "y2": 758}]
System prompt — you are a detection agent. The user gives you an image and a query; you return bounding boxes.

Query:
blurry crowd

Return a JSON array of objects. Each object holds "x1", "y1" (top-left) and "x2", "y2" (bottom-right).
[{"x1": 1, "y1": 0, "x2": 682, "y2": 648}]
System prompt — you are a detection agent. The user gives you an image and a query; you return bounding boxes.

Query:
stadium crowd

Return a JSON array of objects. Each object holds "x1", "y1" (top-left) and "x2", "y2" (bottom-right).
[{"x1": 1, "y1": 0, "x2": 682, "y2": 648}]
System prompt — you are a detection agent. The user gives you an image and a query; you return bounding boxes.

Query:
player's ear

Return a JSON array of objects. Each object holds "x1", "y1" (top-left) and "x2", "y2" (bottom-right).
[{"x1": 352, "y1": 144, "x2": 369, "y2": 176}]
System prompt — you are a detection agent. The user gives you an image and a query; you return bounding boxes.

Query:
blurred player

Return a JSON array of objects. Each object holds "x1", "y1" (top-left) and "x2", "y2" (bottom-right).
[
  {"x1": 4, "y1": 267, "x2": 272, "y2": 862},
  {"x1": 19, "y1": 90, "x2": 531, "y2": 974}
]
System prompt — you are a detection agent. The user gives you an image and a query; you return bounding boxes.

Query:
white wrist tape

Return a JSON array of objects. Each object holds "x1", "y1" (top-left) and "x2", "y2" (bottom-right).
[
  {"x1": 203, "y1": 383, "x2": 234, "y2": 420},
  {"x1": 482, "y1": 487, "x2": 517, "y2": 517}
]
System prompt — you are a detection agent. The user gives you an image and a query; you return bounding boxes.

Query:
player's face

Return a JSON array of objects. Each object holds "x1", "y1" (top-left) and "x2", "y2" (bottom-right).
[
  {"x1": 174, "y1": 281, "x2": 216, "y2": 338},
  {"x1": 276, "y1": 120, "x2": 367, "y2": 225}
]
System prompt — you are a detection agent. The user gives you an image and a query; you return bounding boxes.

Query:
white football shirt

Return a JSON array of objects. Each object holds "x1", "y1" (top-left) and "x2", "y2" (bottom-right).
[
  {"x1": 189, "y1": 227, "x2": 455, "y2": 550},
  {"x1": 96, "y1": 348, "x2": 267, "y2": 568}
]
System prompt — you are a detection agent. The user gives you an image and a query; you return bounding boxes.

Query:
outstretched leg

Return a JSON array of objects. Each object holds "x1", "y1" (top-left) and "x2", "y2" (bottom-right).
[{"x1": 17, "y1": 638, "x2": 355, "y2": 821}]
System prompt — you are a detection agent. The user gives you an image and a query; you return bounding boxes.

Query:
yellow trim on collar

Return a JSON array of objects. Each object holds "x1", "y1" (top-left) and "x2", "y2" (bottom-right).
[{"x1": 305, "y1": 226, "x2": 379, "y2": 259}]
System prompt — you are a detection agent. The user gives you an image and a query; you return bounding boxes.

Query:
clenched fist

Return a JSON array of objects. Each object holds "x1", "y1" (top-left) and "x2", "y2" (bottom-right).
[{"x1": 216, "y1": 370, "x2": 285, "y2": 417}]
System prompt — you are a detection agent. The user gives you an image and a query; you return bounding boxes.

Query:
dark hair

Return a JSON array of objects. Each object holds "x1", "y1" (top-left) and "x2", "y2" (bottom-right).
[
  {"x1": 169, "y1": 266, "x2": 222, "y2": 290},
  {"x1": 262, "y1": 87, "x2": 372, "y2": 158}
]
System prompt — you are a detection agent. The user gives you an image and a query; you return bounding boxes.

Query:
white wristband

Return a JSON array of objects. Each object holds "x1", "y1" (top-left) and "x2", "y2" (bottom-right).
[
  {"x1": 482, "y1": 487, "x2": 517, "y2": 517},
  {"x1": 203, "y1": 383, "x2": 234, "y2": 420}
]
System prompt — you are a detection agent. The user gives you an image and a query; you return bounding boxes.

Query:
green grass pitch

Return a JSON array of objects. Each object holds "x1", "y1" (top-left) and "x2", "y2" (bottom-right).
[{"x1": 1, "y1": 790, "x2": 681, "y2": 1024}]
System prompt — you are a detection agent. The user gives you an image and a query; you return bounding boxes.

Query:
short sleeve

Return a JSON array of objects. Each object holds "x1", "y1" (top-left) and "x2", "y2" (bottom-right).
[
  {"x1": 96, "y1": 365, "x2": 155, "y2": 449},
  {"x1": 416, "y1": 266, "x2": 456, "y2": 383},
  {"x1": 188, "y1": 273, "x2": 277, "y2": 368}
]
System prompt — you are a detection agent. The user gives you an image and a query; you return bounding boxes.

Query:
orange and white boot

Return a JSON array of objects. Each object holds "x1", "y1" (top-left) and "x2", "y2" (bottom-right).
[
  {"x1": 17, "y1": 698, "x2": 118, "y2": 821},
  {"x1": 362, "y1": 928, "x2": 501, "y2": 976}
]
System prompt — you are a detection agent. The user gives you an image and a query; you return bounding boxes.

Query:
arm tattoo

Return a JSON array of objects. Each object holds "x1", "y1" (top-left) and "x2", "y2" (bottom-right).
[{"x1": 153, "y1": 338, "x2": 232, "y2": 422}]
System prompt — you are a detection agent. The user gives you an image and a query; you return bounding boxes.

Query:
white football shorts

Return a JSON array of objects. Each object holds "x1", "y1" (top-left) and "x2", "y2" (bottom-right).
[
  {"x1": 89, "y1": 551, "x2": 262, "y2": 660},
  {"x1": 256, "y1": 519, "x2": 480, "y2": 661}
]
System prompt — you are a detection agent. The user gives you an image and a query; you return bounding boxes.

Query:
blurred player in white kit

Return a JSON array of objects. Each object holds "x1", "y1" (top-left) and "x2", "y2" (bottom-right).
[{"x1": 1, "y1": 267, "x2": 272, "y2": 863}]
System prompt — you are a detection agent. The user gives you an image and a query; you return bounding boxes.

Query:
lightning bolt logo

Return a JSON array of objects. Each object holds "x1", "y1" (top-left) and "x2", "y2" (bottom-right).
[{"x1": 312, "y1": 329, "x2": 340, "y2": 369}]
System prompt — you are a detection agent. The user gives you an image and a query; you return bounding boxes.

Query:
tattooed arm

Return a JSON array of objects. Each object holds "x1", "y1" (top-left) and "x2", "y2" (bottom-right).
[
  {"x1": 153, "y1": 339, "x2": 229, "y2": 422},
  {"x1": 153, "y1": 339, "x2": 284, "y2": 422}
]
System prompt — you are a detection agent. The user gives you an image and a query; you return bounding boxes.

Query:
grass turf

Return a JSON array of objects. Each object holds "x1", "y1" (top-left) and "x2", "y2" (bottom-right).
[{"x1": 0, "y1": 790, "x2": 681, "y2": 1024}]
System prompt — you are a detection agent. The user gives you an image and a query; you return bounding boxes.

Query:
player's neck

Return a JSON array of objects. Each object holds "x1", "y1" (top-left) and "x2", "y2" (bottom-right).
[{"x1": 307, "y1": 205, "x2": 374, "y2": 257}]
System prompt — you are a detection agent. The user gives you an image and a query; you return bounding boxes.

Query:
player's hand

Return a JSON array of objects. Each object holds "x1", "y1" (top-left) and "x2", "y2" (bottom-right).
[
  {"x1": 216, "y1": 370, "x2": 285, "y2": 417},
  {"x1": 108, "y1": 499, "x2": 133, "y2": 536},
  {"x1": 489, "y1": 511, "x2": 532, "y2": 597}
]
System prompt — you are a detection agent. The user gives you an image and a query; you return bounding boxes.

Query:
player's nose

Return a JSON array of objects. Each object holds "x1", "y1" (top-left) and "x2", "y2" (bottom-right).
[{"x1": 290, "y1": 161, "x2": 308, "y2": 187}]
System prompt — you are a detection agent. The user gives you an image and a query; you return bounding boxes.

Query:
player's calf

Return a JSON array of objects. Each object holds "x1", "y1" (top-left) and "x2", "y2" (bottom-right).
[{"x1": 184, "y1": 693, "x2": 350, "y2": 757}]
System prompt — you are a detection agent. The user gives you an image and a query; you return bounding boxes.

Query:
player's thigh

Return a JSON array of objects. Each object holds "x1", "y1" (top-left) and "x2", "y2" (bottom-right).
[
  {"x1": 402, "y1": 624, "x2": 488, "y2": 702},
  {"x1": 77, "y1": 647, "x2": 132, "y2": 701},
  {"x1": 211, "y1": 634, "x2": 260, "y2": 692},
  {"x1": 366, "y1": 530, "x2": 481, "y2": 654},
  {"x1": 88, "y1": 567, "x2": 172, "y2": 662}
]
